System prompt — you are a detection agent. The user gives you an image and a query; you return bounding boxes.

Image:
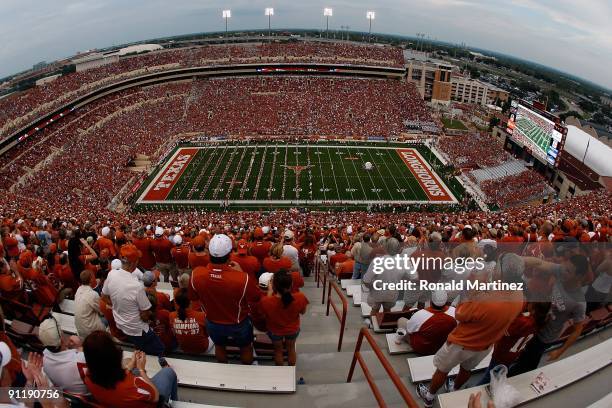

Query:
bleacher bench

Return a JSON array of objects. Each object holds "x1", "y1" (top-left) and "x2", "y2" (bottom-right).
[
  {"x1": 340, "y1": 279, "x2": 360, "y2": 290},
  {"x1": 360, "y1": 300, "x2": 405, "y2": 317},
  {"x1": 385, "y1": 333, "x2": 413, "y2": 355},
  {"x1": 123, "y1": 351, "x2": 296, "y2": 393},
  {"x1": 437, "y1": 337, "x2": 612, "y2": 408},
  {"x1": 407, "y1": 350, "x2": 492, "y2": 382}
]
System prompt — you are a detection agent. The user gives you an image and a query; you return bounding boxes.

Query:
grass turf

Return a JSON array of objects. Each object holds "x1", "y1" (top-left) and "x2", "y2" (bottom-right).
[
  {"x1": 441, "y1": 117, "x2": 468, "y2": 130},
  {"x1": 134, "y1": 142, "x2": 461, "y2": 210}
]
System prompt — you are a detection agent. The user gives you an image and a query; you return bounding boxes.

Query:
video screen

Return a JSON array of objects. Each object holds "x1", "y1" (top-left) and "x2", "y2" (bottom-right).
[{"x1": 506, "y1": 101, "x2": 566, "y2": 166}]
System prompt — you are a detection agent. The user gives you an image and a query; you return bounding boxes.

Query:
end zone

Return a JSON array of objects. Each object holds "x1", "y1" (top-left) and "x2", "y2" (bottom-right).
[
  {"x1": 396, "y1": 148, "x2": 456, "y2": 202},
  {"x1": 139, "y1": 147, "x2": 198, "y2": 201}
]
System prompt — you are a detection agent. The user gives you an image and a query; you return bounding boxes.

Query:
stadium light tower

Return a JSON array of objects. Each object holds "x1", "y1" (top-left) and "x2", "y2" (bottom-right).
[
  {"x1": 265, "y1": 8, "x2": 274, "y2": 38},
  {"x1": 366, "y1": 11, "x2": 375, "y2": 42},
  {"x1": 222, "y1": 9, "x2": 231, "y2": 38},
  {"x1": 323, "y1": 8, "x2": 333, "y2": 39}
]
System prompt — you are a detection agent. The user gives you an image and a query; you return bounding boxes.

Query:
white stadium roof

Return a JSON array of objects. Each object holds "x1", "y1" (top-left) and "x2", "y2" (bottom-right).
[
  {"x1": 115, "y1": 44, "x2": 162, "y2": 56},
  {"x1": 565, "y1": 125, "x2": 612, "y2": 177}
]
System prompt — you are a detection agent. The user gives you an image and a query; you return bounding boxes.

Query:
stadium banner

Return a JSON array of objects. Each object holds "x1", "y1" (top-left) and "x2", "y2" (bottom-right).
[
  {"x1": 142, "y1": 147, "x2": 199, "y2": 201},
  {"x1": 396, "y1": 148, "x2": 452, "y2": 201}
]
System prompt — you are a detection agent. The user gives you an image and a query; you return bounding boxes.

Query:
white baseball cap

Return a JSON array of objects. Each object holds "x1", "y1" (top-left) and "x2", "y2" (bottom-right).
[
  {"x1": 262, "y1": 226, "x2": 270, "y2": 234},
  {"x1": 284, "y1": 230, "x2": 294, "y2": 240},
  {"x1": 155, "y1": 226, "x2": 164, "y2": 236},
  {"x1": 111, "y1": 259, "x2": 122, "y2": 270},
  {"x1": 38, "y1": 318, "x2": 62, "y2": 348},
  {"x1": 259, "y1": 272, "x2": 274, "y2": 289},
  {"x1": 0, "y1": 342, "x2": 11, "y2": 370},
  {"x1": 209, "y1": 234, "x2": 233, "y2": 257},
  {"x1": 101, "y1": 226, "x2": 110, "y2": 237},
  {"x1": 173, "y1": 235, "x2": 183, "y2": 245},
  {"x1": 431, "y1": 290, "x2": 448, "y2": 307}
]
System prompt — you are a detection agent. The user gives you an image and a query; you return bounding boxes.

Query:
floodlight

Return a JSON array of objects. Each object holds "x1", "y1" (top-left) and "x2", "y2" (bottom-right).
[
  {"x1": 265, "y1": 7, "x2": 274, "y2": 16},
  {"x1": 323, "y1": 8, "x2": 333, "y2": 17},
  {"x1": 222, "y1": 9, "x2": 231, "y2": 18},
  {"x1": 366, "y1": 11, "x2": 376, "y2": 20}
]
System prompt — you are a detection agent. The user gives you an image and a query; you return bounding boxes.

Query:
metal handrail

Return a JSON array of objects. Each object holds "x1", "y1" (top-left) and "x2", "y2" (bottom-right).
[
  {"x1": 325, "y1": 280, "x2": 348, "y2": 351},
  {"x1": 347, "y1": 327, "x2": 419, "y2": 408}
]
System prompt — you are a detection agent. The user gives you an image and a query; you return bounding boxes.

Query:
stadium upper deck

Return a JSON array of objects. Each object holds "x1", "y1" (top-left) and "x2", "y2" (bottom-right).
[{"x1": 0, "y1": 42, "x2": 405, "y2": 140}]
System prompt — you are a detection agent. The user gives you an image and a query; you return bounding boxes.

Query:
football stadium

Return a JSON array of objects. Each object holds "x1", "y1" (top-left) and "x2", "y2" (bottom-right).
[{"x1": 0, "y1": 3, "x2": 611, "y2": 408}]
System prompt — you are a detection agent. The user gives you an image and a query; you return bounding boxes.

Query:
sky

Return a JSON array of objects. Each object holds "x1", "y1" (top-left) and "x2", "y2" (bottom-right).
[{"x1": 1, "y1": 0, "x2": 610, "y2": 89}]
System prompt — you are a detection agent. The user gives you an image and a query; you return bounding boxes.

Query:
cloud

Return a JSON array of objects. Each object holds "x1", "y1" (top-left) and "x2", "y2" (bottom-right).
[{"x1": 0, "y1": 0, "x2": 610, "y2": 89}]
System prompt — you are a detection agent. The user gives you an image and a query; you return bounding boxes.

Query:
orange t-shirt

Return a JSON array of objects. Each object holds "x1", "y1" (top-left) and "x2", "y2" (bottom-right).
[
  {"x1": 230, "y1": 253, "x2": 260, "y2": 279},
  {"x1": 188, "y1": 252, "x2": 210, "y2": 269},
  {"x1": 84, "y1": 371, "x2": 157, "y2": 408},
  {"x1": 249, "y1": 240, "x2": 271, "y2": 263},
  {"x1": 132, "y1": 238, "x2": 156, "y2": 270},
  {"x1": 263, "y1": 256, "x2": 293, "y2": 273},
  {"x1": 0, "y1": 272, "x2": 22, "y2": 300},
  {"x1": 151, "y1": 309, "x2": 175, "y2": 351},
  {"x1": 150, "y1": 238, "x2": 173, "y2": 264},
  {"x1": 259, "y1": 292, "x2": 309, "y2": 335},
  {"x1": 169, "y1": 309, "x2": 209, "y2": 354},
  {"x1": 448, "y1": 292, "x2": 524, "y2": 351},
  {"x1": 19, "y1": 266, "x2": 57, "y2": 306},
  {"x1": 190, "y1": 263, "x2": 261, "y2": 325},
  {"x1": 336, "y1": 259, "x2": 355, "y2": 279},
  {"x1": 171, "y1": 246, "x2": 190, "y2": 269},
  {"x1": 94, "y1": 236, "x2": 117, "y2": 257}
]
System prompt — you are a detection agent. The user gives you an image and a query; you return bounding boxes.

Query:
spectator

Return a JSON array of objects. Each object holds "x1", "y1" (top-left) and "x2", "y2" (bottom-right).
[
  {"x1": 0, "y1": 257, "x2": 23, "y2": 302},
  {"x1": 259, "y1": 270, "x2": 309, "y2": 366},
  {"x1": 189, "y1": 234, "x2": 261, "y2": 364},
  {"x1": 150, "y1": 227, "x2": 175, "y2": 282},
  {"x1": 146, "y1": 292, "x2": 176, "y2": 353},
  {"x1": 417, "y1": 253, "x2": 525, "y2": 407},
  {"x1": 395, "y1": 290, "x2": 457, "y2": 355},
  {"x1": 352, "y1": 233, "x2": 373, "y2": 279},
  {"x1": 143, "y1": 271, "x2": 172, "y2": 312},
  {"x1": 282, "y1": 230, "x2": 300, "y2": 273},
  {"x1": 37, "y1": 318, "x2": 89, "y2": 394},
  {"x1": 510, "y1": 254, "x2": 589, "y2": 375},
  {"x1": 335, "y1": 251, "x2": 355, "y2": 279},
  {"x1": 169, "y1": 288, "x2": 211, "y2": 354},
  {"x1": 82, "y1": 331, "x2": 178, "y2": 407},
  {"x1": 102, "y1": 244, "x2": 164, "y2": 356},
  {"x1": 74, "y1": 270, "x2": 106, "y2": 339},
  {"x1": 132, "y1": 228, "x2": 156, "y2": 271},
  {"x1": 363, "y1": 237, "x2": 413, "y2": 315},
  {"x1": 170, "y1": 235, "x2": 190, "y2": 276},
  {"x1": 263, "y1": 243, "x2": 293, "y2": 273},
  {"x1": 478, "y1": 302, "x2": 550, "y2": 385},
  {"x1": 230, "y1": 239, "x2": 260, "y2": 280},
  {"x1": 188, "y1": 234, "x2": 209, "y2": 269}
]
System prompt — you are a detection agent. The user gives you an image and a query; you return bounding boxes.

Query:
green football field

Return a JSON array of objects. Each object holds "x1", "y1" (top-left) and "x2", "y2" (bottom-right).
[
  {"x1": 135, "y1": 142, "x2": 458, "y2": 209},
  {"x1": 515, "y1": 117, "x2": 549, "y2": 153}
]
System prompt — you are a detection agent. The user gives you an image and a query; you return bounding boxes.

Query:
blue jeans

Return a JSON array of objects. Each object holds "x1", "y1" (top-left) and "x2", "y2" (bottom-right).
[
  {"x1": 206, "y1": 318, "x2": 253, "y2": 347},
  {"x1": 477, "y1": 359, "x2": 504, "y2": 385},
  {"x1": 352, "y1": 261, "x2": 368, "y2": 279},
  {"x1": 151, "y1": 367, "x2": 178, "y2": 403},
  {"x1": 127, "y1": 329, "x2": 165, "y2": 357}
]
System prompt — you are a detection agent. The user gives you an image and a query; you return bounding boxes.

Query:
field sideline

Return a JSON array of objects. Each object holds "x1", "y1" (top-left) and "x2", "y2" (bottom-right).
[{"x1": 135, "y1": 142, "x2": 458, "y2": 209}]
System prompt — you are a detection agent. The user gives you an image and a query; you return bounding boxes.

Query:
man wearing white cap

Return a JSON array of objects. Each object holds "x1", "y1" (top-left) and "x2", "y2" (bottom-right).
[
  {"x1": 151, "y1": 227, "x2": 175, "y2": 282},
  {"x1": 396, "y1": 290, "x2": 457, "y2": 355},
  {"x1": 38, "y1": 318, "x2": 89, "y2": 394},
  {"x1": 282, "y1": 230, "x2": 300, "y2": 273},
  {"x1": 94, "y1": 226, "x2": 117, "y2": 257},
  {"x1": 190, "y1": 234, "x2": 261, "y2": 364}
]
